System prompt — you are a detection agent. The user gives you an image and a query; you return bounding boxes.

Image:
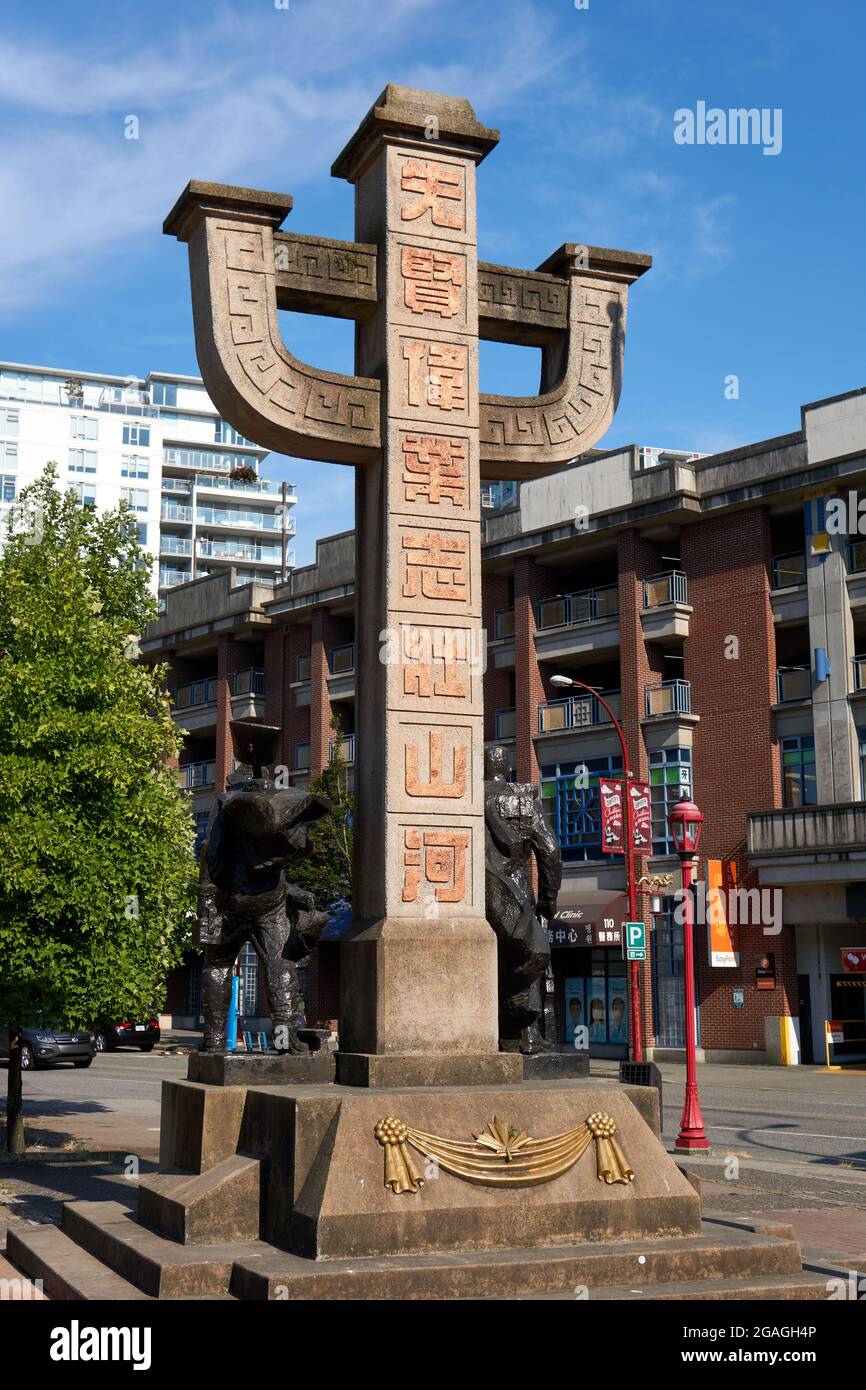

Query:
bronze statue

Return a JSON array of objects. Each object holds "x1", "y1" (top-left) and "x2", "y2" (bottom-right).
[
  {"x1": 197, "y1": 722, "x2": 331, "y2": 1053},
  {"x1": 484, "y1": 745, "x2": 562, "y2": 1055}
]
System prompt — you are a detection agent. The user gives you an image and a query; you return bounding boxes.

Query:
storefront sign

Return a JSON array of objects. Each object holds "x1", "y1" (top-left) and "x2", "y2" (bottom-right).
[
  {"x1": 628, "y1": 781, "x2": 652, "y2": 852},
  {"x1": 827, "y1": 1021, "x2": 845, "y2": 1044},
  {"x1": 599, "y1": 778, "x2": 624, "y2": 854},
  {"x1": 707, "y1": 859, "x2": 741, "y2": 968},
  {"x1": 841, "y1": 948, "x2": 866, "y2": 973},
  {"x1": 550, "y1": 892, "x2": 628, "y2": 948},
  {"x1": 755, "y1": 951, "x2": 776, "y2": 990}
]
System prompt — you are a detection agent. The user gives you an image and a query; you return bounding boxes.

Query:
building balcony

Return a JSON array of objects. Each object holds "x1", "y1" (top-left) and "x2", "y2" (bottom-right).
[
  {"x1": 748, "y1": 802, "x2": 866, "y2": 884},
  {"x1": 177, "y1": 760, "x2": 216, "y2": 791},
  {"x1": 161, "y1": 503, "x2": 193, "y2": 524},
  {"x1": 196, "y1": 539, "x2": 283, "y2": 565},
  {"x1": 538, "y1": 689, "x2": 621, "y2": 734},
  {"x1": 641, "y1": 572, "x2": 691, "y2": 643},
  {"x1": 231, "y1": 668, "x2": 265, "y2": 696},
  {"x1": 195, "y1": 506, "x2": 287, "y2": 534},
  {"x1": 775, "y1": 665, "x2": 812, "y2": 704},
  {"x1": 175, "y1": 676, "x2": 217, "y2": 711},
  {"x1": 536, "y1": 585, "x2": 619, "y2": 631},
  {"x1": 161, "y1": 478, "x2": 192, "y2": 496},
  {"x1": 194, "y1": 473, "x2": 279, "y2": 498},
  {"x1": 159, "y1": 536, "x2": 193, "y2": 557},
  {"x1": 644, "y1": 678, "x2": 691, "y2": 718},
  {"x1": 328, "y1": 644, "x2": 356, "y2": 702},
  {"x1": 158, "y1": 566, "x2": 190, "y2": 590}
]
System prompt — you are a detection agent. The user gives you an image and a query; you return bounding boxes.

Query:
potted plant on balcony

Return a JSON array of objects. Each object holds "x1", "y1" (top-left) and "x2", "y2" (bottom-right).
[{"x1": 228, "y1": 463, "x2": 258, "y2": 486}]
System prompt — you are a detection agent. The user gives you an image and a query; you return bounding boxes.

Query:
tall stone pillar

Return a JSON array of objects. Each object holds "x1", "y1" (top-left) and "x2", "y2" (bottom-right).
[
  {"x1": 807, "y1": 529, "x2": 859, "y2": 803},
  {"x1": 332, "y1": 95, "x2": 512, "y2": 1082}
]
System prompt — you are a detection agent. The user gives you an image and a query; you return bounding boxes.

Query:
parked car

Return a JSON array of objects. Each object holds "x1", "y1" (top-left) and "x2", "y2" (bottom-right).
[
  {"x1": 93, "y1": 1019, "x2": 161, "y2": 1053},
  {"x1": 0, "y1": 1023, "x2": 96, "y2": 1070}
]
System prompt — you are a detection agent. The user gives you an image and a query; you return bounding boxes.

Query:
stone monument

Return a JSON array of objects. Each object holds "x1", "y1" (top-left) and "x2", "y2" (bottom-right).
[
  {"x1": 7, "y1": 88, "x2": 830, "y2": 1300},
  {"x1": 161, "y1": 85, "x2": 651, "y2": 1087}
]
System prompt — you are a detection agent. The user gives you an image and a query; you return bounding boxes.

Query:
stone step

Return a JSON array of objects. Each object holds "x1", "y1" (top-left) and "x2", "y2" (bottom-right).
[
  {"x1": 6, "y1": 1226, "x2": 152, "y2": 1301},
  {"x1": 137, "y1": 1154, "x2": 261, "y2": 1244},
  {"x1": 589, "y1": 1272, "x2": 830, "y2": 1301},
  {"x1": 229, "y1": 1223, "x2": 806, "y2": 1301},
  {"x1": 61, "y1": 1201, "x2": 273, "y2": 1299}
]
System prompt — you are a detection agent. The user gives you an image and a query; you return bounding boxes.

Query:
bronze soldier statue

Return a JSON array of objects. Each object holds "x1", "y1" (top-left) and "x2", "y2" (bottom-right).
[
  {"x1": 484, "y1": 745, "x2": 562, "y2": 1054},
  {"x1": 197, "y1": 722, "x2": 331, "y2": 1054}
]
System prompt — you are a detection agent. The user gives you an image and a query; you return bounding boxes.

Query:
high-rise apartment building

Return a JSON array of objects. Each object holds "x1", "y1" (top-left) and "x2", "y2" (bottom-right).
[{"x1": 0, "y1": 362, "x2": 295, "y2": 601}]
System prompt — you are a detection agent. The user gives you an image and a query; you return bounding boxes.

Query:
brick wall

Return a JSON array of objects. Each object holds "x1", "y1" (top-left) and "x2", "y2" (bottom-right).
[{"x1": 681, "y1": 508, "x2": 791, "y2": 1051}]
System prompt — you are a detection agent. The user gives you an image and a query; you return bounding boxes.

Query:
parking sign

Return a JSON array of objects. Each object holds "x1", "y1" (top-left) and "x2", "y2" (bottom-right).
[{"x1": 625, "y1": 922, "x2": 646, "y2": 960}]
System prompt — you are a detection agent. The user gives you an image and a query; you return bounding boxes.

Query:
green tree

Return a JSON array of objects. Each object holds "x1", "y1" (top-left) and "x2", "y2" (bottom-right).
[
  {"x1": 0, "y1": 465, "x2": 196, "y2": 1151},
  {"x1": 289, "y1": 715, "x2": 353, "y2": 910}
]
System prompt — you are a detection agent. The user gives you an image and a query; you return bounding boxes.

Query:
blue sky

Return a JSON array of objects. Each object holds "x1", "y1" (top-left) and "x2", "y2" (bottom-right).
[{"x1": 1, "y1": 0, "x2": 864, "y2": 563}]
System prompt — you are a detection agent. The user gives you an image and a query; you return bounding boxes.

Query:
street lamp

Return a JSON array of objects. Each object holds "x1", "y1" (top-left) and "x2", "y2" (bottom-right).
[
  {"x1": 667, "y1": 795, "x2": 710, "y2": 1151},
  {"x1": 550, "y1": 673, "x2": 643, "y2": 1061}
]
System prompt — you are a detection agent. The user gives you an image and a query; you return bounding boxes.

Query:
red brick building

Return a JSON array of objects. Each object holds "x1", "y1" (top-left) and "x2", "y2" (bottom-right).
[{"x1": 142, "y1": 386, "x2": 866, "y2": 1066}]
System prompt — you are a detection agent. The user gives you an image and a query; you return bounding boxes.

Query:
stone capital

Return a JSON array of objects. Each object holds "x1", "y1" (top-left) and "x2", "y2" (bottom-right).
[{"x1": 331, "y1": 84, "x2": 500, "y2": 183}]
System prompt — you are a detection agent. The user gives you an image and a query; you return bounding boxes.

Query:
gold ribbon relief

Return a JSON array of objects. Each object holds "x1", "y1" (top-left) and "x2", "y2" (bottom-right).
[{"x1": 374, "y1": 1110, "x2": 635, "y2": 1195}]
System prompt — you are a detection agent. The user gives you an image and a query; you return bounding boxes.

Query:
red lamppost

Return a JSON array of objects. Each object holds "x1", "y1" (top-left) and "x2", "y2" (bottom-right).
[
  {"x1": 667, "y1": 795, "x2": 710, "y2": 1152},
  {"x1": 550, "y1": 673, "x2": 643, "y2": 1062}
]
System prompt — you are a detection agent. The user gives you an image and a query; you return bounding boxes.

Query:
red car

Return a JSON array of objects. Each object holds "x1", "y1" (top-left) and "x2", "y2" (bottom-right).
[{"x1": 93, "y1": 1019, "x2": 161, "y2": 1053}]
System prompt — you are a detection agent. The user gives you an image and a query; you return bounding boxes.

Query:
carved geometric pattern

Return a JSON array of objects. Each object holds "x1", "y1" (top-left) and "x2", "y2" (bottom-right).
[
  {"x1": 478, "y1": 268, "x2": 567, "y2": 328},
  {"x1": 479, "y1": 278, "x2": 626, "y2": 475}
]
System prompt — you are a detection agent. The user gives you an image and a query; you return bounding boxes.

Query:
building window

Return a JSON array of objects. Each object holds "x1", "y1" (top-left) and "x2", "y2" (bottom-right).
[
  {"x1": 193, "y1": 810, "x2": 210, "y2": 859},
  {"x1": 215, "y1": 420, "x2": 250, "y2": 447},
  {"x1": 649, "y1": 747, "x2": 692, "y2": 855},
  {"x1": 120, "y1": 487, "x2": 149, "y2": 513},
  {"x1": 136, "y1": 523, "x2": 148, "y2": 547},
  {"x1": 70, "y1": 416, "x2": 98, "y2": 441},
  {"x1": 1, "y1": 475, "x2": 16, "y2": 503},
  {"x1": 561, "y1": 953, "x2": 629, "y2": 1048},
  {"x1": 121, "y1": 455, "x2": 149, "y2": 479},
  {"x1": 858, "y1": 731, "x2": 866, "y2": 801},
  {"x1": 781, "y1": 734, "x2": 816, "y2": 807},
  {"x1": 540, "y1": 755, "x2": 623, "y2": 862},
  {"x1": 122, "y1": 423, "x2": 150, "y2": 448},
  {"x1": 0, "y1": 409, "x2": 19, "y2": 436},
  {"x1": 151, "y1": 382, "x2": 177, "y2": 407},
  {"x1": 651, "y1": 898, "x2": 691, "y2": 1048},
  {"x1": 2, "y1": 442, "x2": 18, "y2": 467},
  {"x1": 72, "y1": 482, "x2": 96, "y2": 506},
  {"x1": 68, "y1": 448, "x2": 96, "y2": 474}
]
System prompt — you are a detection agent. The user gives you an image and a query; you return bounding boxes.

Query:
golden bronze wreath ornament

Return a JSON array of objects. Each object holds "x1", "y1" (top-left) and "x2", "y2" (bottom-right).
[{"x1": 374, "y1": 1110, "x2": 634, "y2": 1195}]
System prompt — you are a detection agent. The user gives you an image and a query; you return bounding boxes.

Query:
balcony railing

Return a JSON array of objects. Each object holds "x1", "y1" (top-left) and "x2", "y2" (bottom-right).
[
  {"x1": 853, "y1": 656, "x2": 866, "y2": 692},
  {"x1": 194, "y1": 473, "x2": 275, "y2": 495},
  {"x1": 644, "y1": 679, "x2": 691, "y2": 717},
  {"x1": 494, "y1": 609, "x2": 515, "y2": 639},
  {"x1": 329, "y1": 643, "x2": 355, "y2": 675},
  {"x1": 159, "y1": 536, "x2": 192, "y2": 556},
  {"x1": 196, "y1": 539, "x2": 281, "y2": 562},
  {"x1": 177, "y1": 760, "x2": 216, "y2": 790},
  {"x1": 158, "y1": 567, "x2": 189, "y2": 589},
  {"x1": 161, "y1": 478, "x2": 191, "y2": 495},
  {"x1": 643, "y1": 571, "x2": 688, "y2": 608},
  {"x1": 538, "y1": 689, "x2": 621, "y2": 732},
  {"x1": 175, "y1": 677, "x2": 217, "y2": 710},
  {"x1": 771, "y1": 552, "x2": 807, "y2": 588},
  {"x1": 231, "y1": 668, "x2": 265, "y2": 696},
  {"x1": 495, "y1": 707, "x2": 516, "y2": 739},
  {"x1": 196, "y1": 505, "x2": 282, "y2": 531},
  {"x1": 776, "y1": 666, "x2": 811, "y2": 704},
  {"x1": 748, "y1": 803, "x2": 866, "y2": 858},
  {"x1": 536, "y1": 585, "x2": 619, "y2": 631},
  {"x1": 161, "y1": 503, "x2": 193, "y2": 523},
  {"x1": 329, "y1": 734, "x2": 356, "y2": 762}
]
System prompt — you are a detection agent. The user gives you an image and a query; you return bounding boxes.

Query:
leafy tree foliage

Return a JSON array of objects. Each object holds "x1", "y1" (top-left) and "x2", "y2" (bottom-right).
[
  {"x1": 0, "y1": 466, "x2": 196, "y2": 1148},
  {"x1": 289, "y1": 715, "x2": 354, "y2": 911}
]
